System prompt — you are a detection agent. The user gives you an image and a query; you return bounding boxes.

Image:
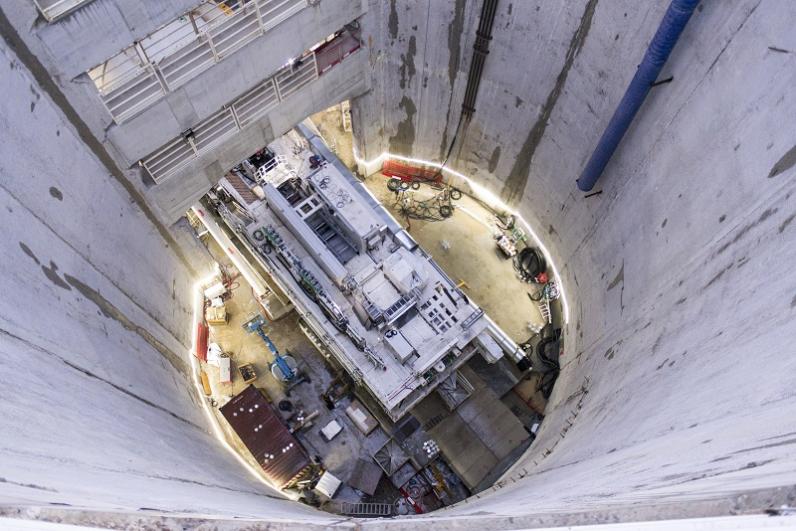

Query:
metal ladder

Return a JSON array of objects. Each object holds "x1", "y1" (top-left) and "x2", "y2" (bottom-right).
[
  {"x1": 339, "y1": 502, "x2": 392, "y2": 516},
  {"x1": 538, "y1": 297, "x2": 552, "y2": 324}
]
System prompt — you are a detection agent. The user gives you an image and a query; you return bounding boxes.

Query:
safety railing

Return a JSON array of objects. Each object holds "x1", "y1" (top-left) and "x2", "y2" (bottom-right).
[
  {"x1": 33, "y1": 0, "x2": 94, "y2": 22},
  {"x1": 141, "y1": 29, "x2": 361, "y2": 183},
  {"x1": 141, "y1": 53, "x2": 318, "y2": 183},
  {"x1": 87, "y1": 0, "x2": 307, "y2": 124}
]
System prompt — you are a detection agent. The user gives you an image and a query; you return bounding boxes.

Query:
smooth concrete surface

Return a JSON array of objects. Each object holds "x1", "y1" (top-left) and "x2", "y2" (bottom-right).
[
  {"x1": 106, "y1": 0, "x2": 367, "y2": 165},
  {"x1": 351, "y1": 0, "x2": 796, "y2": 523},
  {"x1": 147, "y1": 49, "x2": 371, "y2": 222},
  {"x1": 0, "y1": 32, "x2": 327, "y2": 522},
  {"x1": 1, "y1": 0, "x2": 795, "y2": 529},
  {"x1": 1, "y1": 0, "x2": 367, "y2": 227}
]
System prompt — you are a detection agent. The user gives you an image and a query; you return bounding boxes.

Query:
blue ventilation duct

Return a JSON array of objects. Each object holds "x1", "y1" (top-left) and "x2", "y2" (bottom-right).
[{"x1": 576, "y1": 0, "x2": 700, "y2": 192}]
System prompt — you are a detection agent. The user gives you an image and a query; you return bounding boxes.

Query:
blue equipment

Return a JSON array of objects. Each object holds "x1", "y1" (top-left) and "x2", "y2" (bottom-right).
[{"x1": 243, "y1": 315, "x2": 296, "y2": 381}]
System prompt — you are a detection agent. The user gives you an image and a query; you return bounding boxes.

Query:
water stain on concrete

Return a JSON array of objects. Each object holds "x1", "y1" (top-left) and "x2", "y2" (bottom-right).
[
  {"x1": 608, "y1": 264, "x2": 624, "y2": 290},
  {"x1": 703, "y1": 262, "x2": 734, "y2": 290},
  {"x1": 779, "y1": 213, "x2": 794, "y2": 233},
  {"x1": 388, "y1": 0, "x2": 399, "y2": 40},
  {"x1": 501, "y1": 0, "x2": 598, "y2": 204},
  {"x1": 732, "y1": 437, "x2": 796, "y2": 455},
  {"x1": 489, "y1": 145, "x2": 501, "y2": 173},
  {"x1": 440, "y1": 0, "x2": 466, "y2": 158},
  {"x1": 63, "y1": 273, "x2": 188, "y2": 376},
  {"x1": 18, "y1": 241, "x2": 40, "y2": 265},
  {"x1": 768, "y1": 144, "x2": 796, "y2": 178},
  {"x1": 716, "y1": 208, "x2": 778, "y2": 255},
  {"x1": 0, "y1": 476, "x2": 57, "y2": 493},
  {"x1": 49, "y1": 186, "x2": 63, "y2": 201},
  {"x1": 389, "y1": 95, "x2": 417, "y2": 155},
  {"x1": 29, "y1": 83, "x2": 40, "y2": 113},
  {"x1": 652, "y1": 331, "x2": 664, "y2": 354},
  {"x1": 42, "y1": 261, "x2": 72, "y2": 291},
  {"x1": 399, "y1": 35, "x2": 417, "y2": 89}
]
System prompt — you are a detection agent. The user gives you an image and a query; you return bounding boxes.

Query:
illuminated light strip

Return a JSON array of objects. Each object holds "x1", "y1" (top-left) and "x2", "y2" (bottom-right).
[
  {"x1": 456, "y1": 204, "x2": 497, "y2": 230},
  {"x1": 189, "y1": 276, "x2": 299, "y2": 499},
  {"x1": 191, "y1": 206, "x2": 271, "y2": 299},
  {"x1": 352, "y1": 148, "x2": 570, "y2": 324}
]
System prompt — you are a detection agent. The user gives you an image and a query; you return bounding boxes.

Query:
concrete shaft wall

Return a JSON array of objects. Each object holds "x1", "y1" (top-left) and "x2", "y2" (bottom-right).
[
  {"x1": 0, "y1": 0, "x2": 794, "y2": 528},
  {"x1": 3, "y1": 0, "x2": 368, "y2": 225},
  {"x1": 0, "y1": 33, "x2": 324, "y2": 520},
  {"x1": 351, "y1": 0, "x2": 796, "y2": 520}
]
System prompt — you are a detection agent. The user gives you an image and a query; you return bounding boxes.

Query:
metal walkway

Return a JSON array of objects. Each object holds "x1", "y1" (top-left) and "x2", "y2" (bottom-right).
[{"x1": 339, "y1": 502, "x2": 392, "y2": 517}]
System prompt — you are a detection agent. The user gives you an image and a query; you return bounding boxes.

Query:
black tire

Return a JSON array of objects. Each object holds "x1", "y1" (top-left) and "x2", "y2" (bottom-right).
[
  {"x1": 449, "y1": 188, "x2": 462, "y2": 200},
  {"x1": 411, "y1": 181, "x2": 421, "y2": 190},
  {"x1": 253, "y1": 229, "x2": 265, "y2": 241},
  {"x1": 439, "y1": 205, "x2": 453, "y2": 218},
  {"x1": 516, "y1": 356, "x2": 532, "y2": 371},
  {"x1": 387, "y1": 178, "x2": 402, "y2": 191}
]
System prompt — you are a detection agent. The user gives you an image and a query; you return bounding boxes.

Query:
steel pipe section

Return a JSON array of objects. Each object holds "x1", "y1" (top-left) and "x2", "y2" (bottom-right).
[{"x1": 576, "y1": 0, "x2": 700, "y2": 192}]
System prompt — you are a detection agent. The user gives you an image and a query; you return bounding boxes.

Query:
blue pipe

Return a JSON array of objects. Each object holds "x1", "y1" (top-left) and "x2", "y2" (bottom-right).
[{"x1": 576, "y1": 0, "x2": 699, "y2": 192}]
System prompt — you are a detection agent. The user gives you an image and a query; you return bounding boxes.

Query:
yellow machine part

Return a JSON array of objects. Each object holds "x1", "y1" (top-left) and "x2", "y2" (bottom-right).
[{"x1": 200, "y1": 370, "x2": 212, "y2": 396}]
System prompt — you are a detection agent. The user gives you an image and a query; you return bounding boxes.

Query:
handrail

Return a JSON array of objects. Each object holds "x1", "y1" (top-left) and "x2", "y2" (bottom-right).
[
  {"x1": 32, "y1": 0, "x2": 93, "y2": 22},
  {"x1": 141, "y1": 30, "x2": 362, "y2": 183},
  {"x1": 87, "y1": 0, "x2": 306, "y2": 124}
]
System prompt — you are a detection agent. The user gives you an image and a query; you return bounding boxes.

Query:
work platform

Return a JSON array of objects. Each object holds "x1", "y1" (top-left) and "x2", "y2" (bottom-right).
[{"x1": 215, "y1": 129, "x2": 521, "y2": 421}]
